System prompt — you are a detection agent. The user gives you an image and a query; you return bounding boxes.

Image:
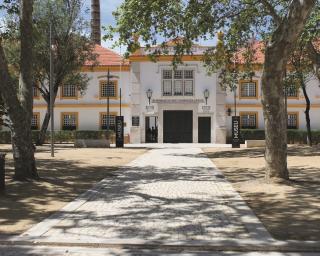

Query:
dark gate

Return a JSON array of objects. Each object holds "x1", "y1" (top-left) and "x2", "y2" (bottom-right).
[
  {"x1": 163, "y1": 110, "x2": 193, "y2": 143},
  {"x1": 198, "y1": 117, "x2": 211, "y2": 143},
  {"x1": 145, "y1": 116, "x2": 158, "y2": 143}
]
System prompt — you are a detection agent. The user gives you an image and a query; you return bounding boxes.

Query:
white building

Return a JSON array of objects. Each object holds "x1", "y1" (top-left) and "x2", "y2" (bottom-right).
[{"x1": 30, "y1": 43, "x2": 320, "y2": 144}]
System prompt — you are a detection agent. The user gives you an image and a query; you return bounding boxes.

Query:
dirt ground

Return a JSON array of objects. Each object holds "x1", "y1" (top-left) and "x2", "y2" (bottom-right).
[
  {"x1": 0, "y1": 144, "x2": 147, "y2": 235},
  {"x1": 203, "y1": 145, "x2": 320, "y2": 241}
]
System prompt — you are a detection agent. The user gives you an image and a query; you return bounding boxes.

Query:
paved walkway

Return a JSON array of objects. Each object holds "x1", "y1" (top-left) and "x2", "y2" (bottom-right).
[
  {"x1": 19, "y1": 147, "x2": 271, "y2": 245},
  {"x1": 2, "y1": 146, "x2": 319, "y2": 255}
]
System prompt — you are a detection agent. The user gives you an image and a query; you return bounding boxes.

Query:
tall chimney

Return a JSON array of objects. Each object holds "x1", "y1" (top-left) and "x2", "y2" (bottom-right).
[{"x1": 91, "y1": 0, "x2": 101, "y2": 45}]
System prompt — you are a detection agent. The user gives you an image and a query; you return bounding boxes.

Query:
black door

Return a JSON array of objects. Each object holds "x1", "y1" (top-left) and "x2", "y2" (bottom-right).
[
  {"x1": 198, "y1": 117, "x2": 211, "y2": 143},
  {"x1": 145, "y1": 116, "x2": 158, "y2": 143},
  {"x1": 163, "y1": 110, "x2": 193, "y2": 143}
]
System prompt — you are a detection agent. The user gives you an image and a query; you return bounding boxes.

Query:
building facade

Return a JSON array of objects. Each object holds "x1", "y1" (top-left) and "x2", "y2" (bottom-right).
[{"x1": 28, "y1": 44, "x2": 320, "y2": 144}]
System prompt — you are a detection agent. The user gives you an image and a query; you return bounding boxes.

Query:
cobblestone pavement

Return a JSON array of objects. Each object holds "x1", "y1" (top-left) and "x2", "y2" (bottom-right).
[{"x1": 21, "y1": 147, "x2": 272, "y2": 244}]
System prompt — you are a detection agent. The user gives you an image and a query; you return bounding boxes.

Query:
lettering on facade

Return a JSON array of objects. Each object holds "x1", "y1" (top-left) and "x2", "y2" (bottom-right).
[
  {"x1": 202, "y1": 105, "x2": 211, "y2": 113},
  {"x1": 152, "y1": 99, "x2": 205, "y2": 104},
  {"x1": 116, "y1": 116, "x2": 124, "y2": 148},
  {"x1": 232, "y1": 116, "x2": 241, "y2": 148}
]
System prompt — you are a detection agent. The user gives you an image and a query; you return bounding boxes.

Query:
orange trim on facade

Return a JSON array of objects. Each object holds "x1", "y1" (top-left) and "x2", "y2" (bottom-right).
[
  {"x1": 60, "y1": 112, "x2": 79, "y2": 130},
  {"x1": 33, "y1": 87, "x2": 41, "y2": 100},
  {"x1": 239, "y1": 80, "x2": 259, "y2": 100},
  {"x1": 60, "y1": 85, "x2": 79, "y2": 100},
  {"x1": 129, "y1": 55, "x2": 204, "y2": 62},
  {"x1": 99, "y1": 80, "x2": 119, "y2": 100},
  {"x1": 99, "y1": 111, "x2": 118, "y2": 130},
  {"x1": 239, "y1": 111, "x2": 259, "y2": 129},
  {"x1": 226, "y1": 103, "x2": 320, "y2": 108},
  {"x1": 287, "y1": 111, "x2": 299, "y2": 129},
  {"x1": 81, "y1": 66, "x2": 130, "y2": 72},
  {"x1": 33, "y1": 103, "x2": 130, "y2": 109},
  {"x1": 32, "y1": 112, "x2": 40, "y2": 130}
]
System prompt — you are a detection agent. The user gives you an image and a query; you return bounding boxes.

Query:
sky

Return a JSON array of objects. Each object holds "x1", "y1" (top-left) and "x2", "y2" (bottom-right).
[{"x1": 1, "y1": 0, "x2": 215, "y2": 54}]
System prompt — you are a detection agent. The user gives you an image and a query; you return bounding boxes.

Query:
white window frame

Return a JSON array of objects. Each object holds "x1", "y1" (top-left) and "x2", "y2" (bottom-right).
[{"x1": 161, "y1": 68, "x2": 195, "y2": 96}]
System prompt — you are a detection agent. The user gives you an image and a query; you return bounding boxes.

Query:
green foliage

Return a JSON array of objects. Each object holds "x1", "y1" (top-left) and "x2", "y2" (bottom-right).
[
  {"x1": 0, "y1": 130, "x2": 116, "y2": 144},
  {"x1": 106, "y1": 0, "x2": 318, "y2": 93},
  {"x1": 2, "y1": 0, "x2": 97, "y2": 101}
]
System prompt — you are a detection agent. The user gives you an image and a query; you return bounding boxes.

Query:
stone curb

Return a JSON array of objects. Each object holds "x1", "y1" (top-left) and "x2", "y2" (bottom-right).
[{"x1": 0, "y1": 239, "x2": 320, "y2": 253}]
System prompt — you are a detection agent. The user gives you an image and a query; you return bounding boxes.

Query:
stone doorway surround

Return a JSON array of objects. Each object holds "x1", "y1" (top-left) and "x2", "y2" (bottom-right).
[{"x1": 156, "y1": 101, "x2": 201, "y2": 143}]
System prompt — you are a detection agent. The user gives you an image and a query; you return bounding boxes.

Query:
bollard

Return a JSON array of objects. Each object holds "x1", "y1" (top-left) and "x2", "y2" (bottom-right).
[{"x1": 0, "y1": 153, "x2": 6, "y2": 193}]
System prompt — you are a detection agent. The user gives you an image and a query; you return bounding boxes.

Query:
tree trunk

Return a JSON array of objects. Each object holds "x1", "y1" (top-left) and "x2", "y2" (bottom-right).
[
  {"x1": 11, "y1": 121, "x2": 38, "y2": 180},
  {"x1": 0, "y1": 0, "x2": 38, "y2": 180},
  {"x1": 91, "y1": 0, "x2": 101, "y2": 45},
  {"x1": 301, "y1": 82, "x2": 312, "y2": 146},
  {"x1": 37, "y1": 109, "x2": 50, "y2": 145},
  {"x1": 261, "y1": 0, "x2": 315, "y2": 180},
  {"x1": 36, "y1": 86, "x2": 58, "y2": 145}
]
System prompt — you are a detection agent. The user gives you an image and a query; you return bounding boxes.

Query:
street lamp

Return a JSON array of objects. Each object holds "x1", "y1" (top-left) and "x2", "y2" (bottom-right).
[
  {"x1": 146, "y1": 89, "x2": 153, "y2": 105},
  {"x1": 49, "y1": 17, "x2": 55, "y2": 157},
  {"x1": 98, "y1": 68, "x2": 119, "y2": 147},
  {"x1": 203, "y1": 89, "x2": 209, "y2": 105}
]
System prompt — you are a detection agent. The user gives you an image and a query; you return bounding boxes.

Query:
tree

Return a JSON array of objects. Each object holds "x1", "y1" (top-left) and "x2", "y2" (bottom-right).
[
  {"x1": 3, "y1": 0, "x2": 97, "y2": 145},
  {"x1": 32, "y1": 0, "x2": 97, "y2": 145},
  {"x1": 285, "y1": 4, "x2": 320, "y2": 146},
  {"x1": 286, "y1": 43, "x2": 314, "y2": 146},
  {"x1": 91, "y1": 0, "x2": 101, "y2": 45},
  {"x1": 108, "y1": 0, "x2": 317, "y2": 180},
  {"x1": 0, "y1": 0, "x2": 39, "y2": 180}
]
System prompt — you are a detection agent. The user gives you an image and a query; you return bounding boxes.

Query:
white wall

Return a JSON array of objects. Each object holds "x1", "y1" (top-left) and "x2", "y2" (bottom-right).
[
  {"x1": 33, "y1": 69, "x2": 132, "y2": 134},
  {"x1": 225, "y1": 72, "x2": 320, "y2": 133}
]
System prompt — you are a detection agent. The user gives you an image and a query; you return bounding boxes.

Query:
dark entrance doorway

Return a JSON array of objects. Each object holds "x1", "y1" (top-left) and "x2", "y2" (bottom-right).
[
  {"x1": 198, "y1": 117, "x2": 211, "y2": 143},
  {"x1": 145, "y1": 116, "x2": 158, "y2": 143},
  {"x1": 163, "y1": 110, "x2": 193, "y2": 143}
]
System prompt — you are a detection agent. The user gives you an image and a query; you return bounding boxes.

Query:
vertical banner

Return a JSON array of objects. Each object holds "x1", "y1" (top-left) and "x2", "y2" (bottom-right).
[
  {"x1": 232, "y1": 116, "x2": 241, "y2": 148},
  {"x1": 116, "y1": 116, "x2": 124, "y2": 148}
]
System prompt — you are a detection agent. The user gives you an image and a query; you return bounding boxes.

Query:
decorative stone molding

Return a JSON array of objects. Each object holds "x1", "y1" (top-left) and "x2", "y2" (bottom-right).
[
  {"x1": 152, "y1": 98, "x2": 204, "y2": 104},
  {"x1": 146, "y1": 105, "x2": 155, "y2": 113}
]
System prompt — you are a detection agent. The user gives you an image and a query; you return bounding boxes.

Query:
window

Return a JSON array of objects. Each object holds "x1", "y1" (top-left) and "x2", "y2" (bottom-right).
[
  {"x1": 61, "y1": 112, "x2": 78, "y2": 130},
  {"x1": 100, "y1": 80, "x2": 118, "y2": 99},
  {"x1": 33, "y1": 86, "x2": 40, "y2": 99},
  {"x1": 31, "y1": 113, "x2": 40, "y2": 130},
  {"x1": 285, "y1": 84, "x2": 298, "y2": 98},
  {"x1": 287, "y1": 113, "x2": 298, "y2": 129},
  {"x1": 100, "y1": 112, "x2": 117, "y2": 131},
  {"x1": 240, "y1": 81, "x2": 257, "y2": 98},
  {"x1": 61, "y1": 84, "x2": 77, "y2": 98},
  {"x1": 132, "y1": 116, "x2": 140, "y2": 126},
  {"x1": 162, "y1": 69, "x2": 194, "y2": 96},
  {"x1": 240, "y1": 112, "x2": 257, "y2": 129}
]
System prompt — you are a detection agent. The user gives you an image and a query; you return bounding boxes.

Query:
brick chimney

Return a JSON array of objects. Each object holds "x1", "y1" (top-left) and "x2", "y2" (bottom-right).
[{"x1": 91, "y1": 0, "x2": 101, "y2": 45}]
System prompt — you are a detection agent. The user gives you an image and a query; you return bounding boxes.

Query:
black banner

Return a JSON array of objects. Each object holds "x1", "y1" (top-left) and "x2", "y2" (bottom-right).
[
  {"x1": 232, "y1": 116, "x2": 241, "y2": 148},
  {"x1": 116, "y1": 116, "x2": 124, "y2": 148}
]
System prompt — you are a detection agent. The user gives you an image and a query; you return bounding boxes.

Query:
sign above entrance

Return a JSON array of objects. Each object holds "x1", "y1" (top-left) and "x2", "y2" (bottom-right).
[
  {"x1": 146, "y1": 105, "x2": 155, "y2": 113},
  {"x1": 152, "y1": 99, "x2": 205, "y2": 104},
  {"x1": 202, "y1": 105, "x2": 211, "y2": 113}
]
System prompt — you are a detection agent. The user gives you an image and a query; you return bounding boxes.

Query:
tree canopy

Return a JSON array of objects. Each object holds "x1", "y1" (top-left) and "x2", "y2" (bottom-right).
[{"x1": 108, "y1": 0, "x2": 318, "y2": 180}]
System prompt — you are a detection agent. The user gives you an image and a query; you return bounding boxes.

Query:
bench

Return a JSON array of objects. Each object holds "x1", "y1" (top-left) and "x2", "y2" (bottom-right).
[
  {"x1": 245, "y1": 140, "x2": 265, "y2": 148},
  {"x1": 74, "y1": 139, "x2": 111, "y2": 148}
]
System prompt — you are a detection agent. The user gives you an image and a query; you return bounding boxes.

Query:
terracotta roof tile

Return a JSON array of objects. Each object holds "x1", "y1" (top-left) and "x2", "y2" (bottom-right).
[
  {"x1": 236, "y1": 41, "x2": 265, "y2": 64},
  {"x1": 85, "y1": 44, "x2": 129, "y2": 66}
]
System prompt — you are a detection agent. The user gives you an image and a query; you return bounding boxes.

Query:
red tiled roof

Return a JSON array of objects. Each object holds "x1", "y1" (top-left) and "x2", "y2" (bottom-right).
[
  {"x1": 85, "y1": 44, "x2": 129, "y2": 66},
  {"x1": 236, "y1": 41, "x2": 265, "y2": 64}
]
